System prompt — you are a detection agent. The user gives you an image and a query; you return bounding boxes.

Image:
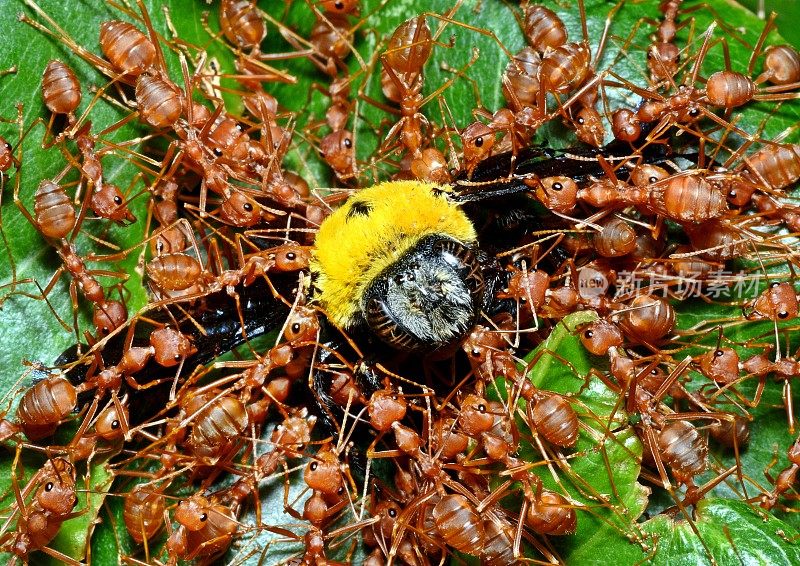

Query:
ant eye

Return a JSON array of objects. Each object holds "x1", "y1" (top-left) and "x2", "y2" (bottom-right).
[
  {"x1": 584, "y1": 330, "x2": 593, "y2": 338},
  {"x1": 335, "y1": 0, "x2": 344, "y2": 8},
  {"x1": 477, "y1": 404, "x2": 486, "y2": 412},
  {"x1": 310, "y1": 462, "x2": 318, "y2": 471},
  {"x1": 552, "y1": 182, "x2": 563, "y2": 191},
  {"x1": 45, "y1": 482, "x2": 54, "y2": 492},
  {"x1": 114, "y1": 196, "x2": 123, "y2": 205},
  {"x1": 728, "y1": 189, "x2": 737, "y2": 197},
  {"x1": 388, "y1": 508, "x2": 397, "y2": 517},
  {"x1": 200, "y1": 513, "x2": 208, "y2": 522},
  {"x1": 4, "y1": 143, "x2": 10, "y2": 151},
  {"x1": 778, "y1": 310, "x2": 789, "y2": 319},
  {"x1": 474, "y1": 136, "x2": 484, "y2": 147},
  {"x1": 577, "y1": 117, "x2": 585, "y2": 124},
  {"x1": 771, "y1": 282, "x2": 781, "y2": 288},
  {"x1": 174, "y1": 354, "x2": 181, "y2": 361},
  {"x1": 714, "y1": 349, "x2": 724, "y2": 357},
  {"x1": 649, "y1": 177, "x2": 658, "y2": 183},
  {"x1": 112, "y1": 420, "x2": 120, "y2": 429},
  {"x1": 243, "y1": 202, "x2": 253, "y2": 212},
  {"x1": 344, "y1": 137, "x2": 352, "y2": 148},
  {"x1": 236, "y1": 123, "x2": 244, "y2": 131},
  {"x1": 292, "y1": 323, "x2": 301, "y2": 333},
  {"x1": 213, "y1": 148, "x2": 223, "y2": 157},
  {"x1": 286, "y1": 252, "x2": 296, "y2": 260},
  {"x1": 651, "y1": 369, "x2": 659, "y2": 375},
  {"x1": 471, "y1": 348, "x2": 481, "y2": 357}
]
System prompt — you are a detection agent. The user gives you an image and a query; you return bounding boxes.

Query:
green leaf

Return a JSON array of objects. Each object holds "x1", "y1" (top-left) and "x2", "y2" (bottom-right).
[
  {"x1": 738, "y1": 0, "x2": 800, "y2": 49},
  {"x1": 641, "y1": 498, "x2": 800, "y2": 565}
]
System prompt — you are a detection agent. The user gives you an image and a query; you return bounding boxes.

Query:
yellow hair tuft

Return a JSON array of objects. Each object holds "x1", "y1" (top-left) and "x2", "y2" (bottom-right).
[{"x1": 311, "y1": 181, "x2": 477, "y2": 327}]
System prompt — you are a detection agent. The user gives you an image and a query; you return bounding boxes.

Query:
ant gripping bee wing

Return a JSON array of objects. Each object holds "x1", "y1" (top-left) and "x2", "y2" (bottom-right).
[{"x1": 451, "y1": 133, "x2": 673, "y2": 203}]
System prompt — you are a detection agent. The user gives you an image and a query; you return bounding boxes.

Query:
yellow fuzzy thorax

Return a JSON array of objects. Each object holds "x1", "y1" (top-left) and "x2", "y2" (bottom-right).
[{"x1": 311, "y1": 181, "x2": 477, "y2": 328}]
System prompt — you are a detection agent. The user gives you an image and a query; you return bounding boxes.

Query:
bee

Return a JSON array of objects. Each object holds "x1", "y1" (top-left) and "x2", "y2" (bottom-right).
[{"x1": 311, "y1": 181, "x2": 486, "y2": 353}]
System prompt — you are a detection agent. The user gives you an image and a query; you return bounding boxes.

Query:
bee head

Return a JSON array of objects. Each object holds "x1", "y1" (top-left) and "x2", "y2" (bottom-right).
[{"x1": 361, "y1": 235, "x2": 484, "y2": 352}]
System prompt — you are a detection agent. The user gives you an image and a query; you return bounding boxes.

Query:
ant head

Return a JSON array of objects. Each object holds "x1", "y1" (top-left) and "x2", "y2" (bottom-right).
[{"x1": 175, "y1": 496, "x2": 210, "y2": 531}]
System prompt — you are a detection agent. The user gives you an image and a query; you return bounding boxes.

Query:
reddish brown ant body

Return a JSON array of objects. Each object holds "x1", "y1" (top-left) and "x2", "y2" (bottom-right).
[{"x1": 0, "y1": 455, "x2": 80, "y2": 565}]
